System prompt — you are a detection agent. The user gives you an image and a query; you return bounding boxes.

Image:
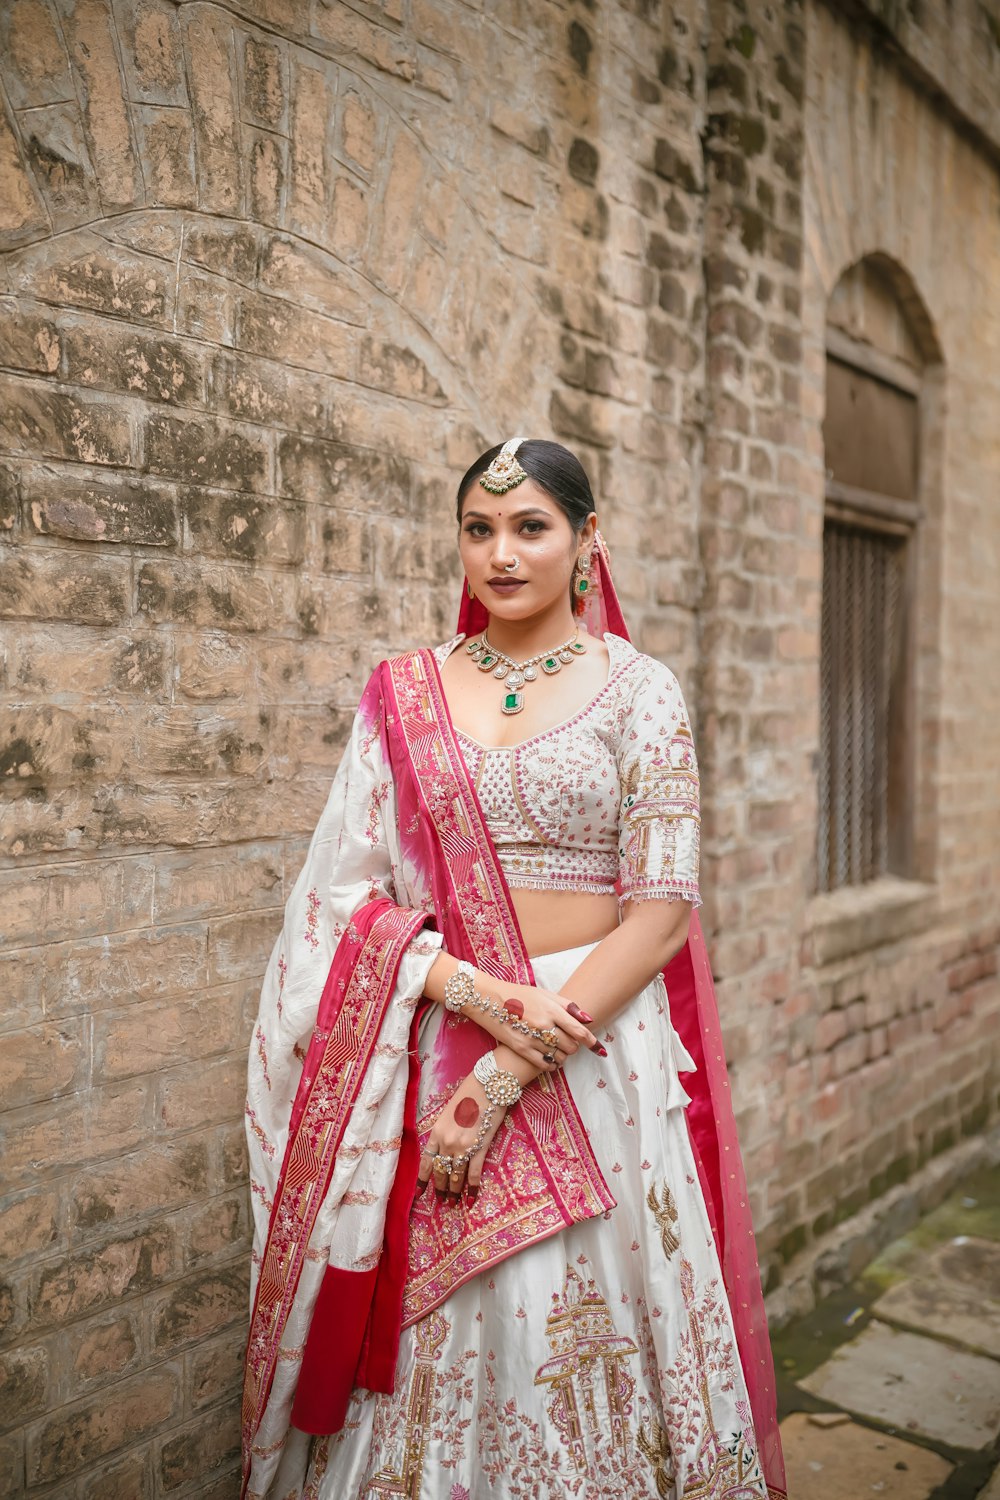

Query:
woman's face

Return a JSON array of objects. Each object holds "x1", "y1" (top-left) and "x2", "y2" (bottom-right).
[{"x1": 459, "y1": 480, "x2": 596, "y2": 623}]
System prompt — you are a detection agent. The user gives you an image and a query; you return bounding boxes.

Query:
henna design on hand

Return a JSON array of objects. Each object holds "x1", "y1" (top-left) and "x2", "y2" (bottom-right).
[{"x1": 453, "y1": 1095, "x2": 480, "y2": 1127}]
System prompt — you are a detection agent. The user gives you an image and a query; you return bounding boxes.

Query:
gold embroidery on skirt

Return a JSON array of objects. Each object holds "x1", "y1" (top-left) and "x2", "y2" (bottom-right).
[
  {"x1": 367, "y1": 1311, "x2": 449, "y2": 1499},
  {"x1": 534, "y1": 1265, "x2": 639, "y2": 1473},
  {"x1": 637, "y1": 1416, "x2": 674, "y2": 1498},
  {"x1": 647, "y1": 1180, "x2": 681, "y2": 1259}
]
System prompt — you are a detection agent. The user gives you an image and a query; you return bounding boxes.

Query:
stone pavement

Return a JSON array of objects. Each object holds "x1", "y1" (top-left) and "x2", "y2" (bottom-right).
[{"x1": 773, "y1": 1164, "x2": 1000, "y2": 1499}]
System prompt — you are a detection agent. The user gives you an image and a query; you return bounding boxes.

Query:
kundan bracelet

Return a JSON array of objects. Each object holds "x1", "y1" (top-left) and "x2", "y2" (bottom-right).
[
  {"x1": 444, "y1": 961, "x2": 551, "y2": 1045},
  {"x1": 472, "y1": 1050, "x2": 523, "y2": 1108}
]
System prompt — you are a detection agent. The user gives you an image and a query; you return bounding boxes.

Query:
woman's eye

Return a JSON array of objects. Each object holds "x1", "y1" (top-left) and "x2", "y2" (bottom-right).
[
  {"x1": 521, "y1": 521, "x2": 545, "y2": 535},
  {"x1": 465, "y1": 524, "x2": 490, "y2": 538}
]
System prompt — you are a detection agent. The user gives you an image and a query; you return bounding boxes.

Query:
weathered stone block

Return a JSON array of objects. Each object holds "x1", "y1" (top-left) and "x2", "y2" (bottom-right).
[
  {"x1": 64, "y1": 319, "x2": 204, "y2": 404},
  {"x1": 0, "y1": 375, "x2": 133, "y2": 466},
  {"x1": 26, "y1": 1366, "x2": 178, "y2": 1484},
  {"x1": 208, "y1": 910, "x2": 280, "y2": 983},
  {"x1": 138, "y1": 104, "x2": 197, "y2": 206},
  {"x1": 184, "y1": 221, "x2": 259, "y2": 286},
  {"x1": 186, "y1": 1191, "x2": 246, "y2": 1266},
  {"x1": 187, "y1": 1324, "x2": 245, "y2": 1410},
  {"x1": 94, "y1": 991, "x2": 241, "y2": 1082},
  {"x1": 16, "y1": 238, "x2": 172, "y2": 324},
  {"x1": 0, "y1": 1020, "x2": 86, "y2": 1109},
  {"x1": 0, "y1": 0, "x2": 73, "y2": 112},
  {"x1": 183, "y1": 6, "x2": 243, "y2": 215},
  {"x1": 257, "y1": 234, "x2": 365, "y2": 323},
  {"x1": 40, "y1": 925, "x2": 209, "y2": 1017},
  {"x1": 72, "y1": 1140, "x2": 209, "y2": 1231},
  {"x1": 0, "y1": 299, "x2": 61, "y2": 372},
  {"x1": 0, "y1": 1429, "x2": 24, "y2": 1498},
  {"x1": 158, "y1": 1056, "x2": 246, "y2": 1131},
  {"x1": 340, "y1": 88, "x2": 378, "y2": 174},
  {"x1": 175, "y1": 267, "x2": 236, "y2": 345},
  {"x1": 208, "y1": 349, "x2": 326, "y2": 432},
  {"x1": 0, "y1": 857, "x2": 154, "y2": 948},
  {"x1": 21, "y1": 100, "x2": 102, "y2": 228},
  {"x1": 287, "y1": 55, "x2": 333, "y2": 240},
  {"x1": 312, "y1": 1, "x2": 416, "y2": 80},
  {"x1": 118, "y1": 0, "x2": 186, "y2": 105},
  {"x1": 276, "y1": 434, "x2": 410, "y2": 511},
  {"x1": 32, "y1": 1226, "x2": 175, "y2": 1329},
  {"x1": 241, "y1": 34, "x2": 287, "y2": 132},
  {"x1": 145, "y1": 410, "x2": 269, "y2": 492},
  {"x1": 60, "y1": 0, "x2": 142, "y2": 211},
  {"x1": 358, "y1": 335, "x2": 447, "y2": 405},
  {"x1": 247, "y1": 128, "x2": 285, "y2": 224},
  {"x1": 78, "y1": 1447, "x2": 152, "y2": 1500},
  {"x1": 0, "y1": 109, "x2": 48, "y2": 244},
  {"x1": 152, "y1": 844, "x2": 281, "y2": 925},
  {"x1": 0, "y1": 1344, "x2": 49, "y2": 1431},
  {"x1": 64, "y1": 1311, "x2": 141, "y2": 1386},
  {"x1": 24, "y1": 464, "x2": 178, "y2": 545},
  {"x1": 0, "y1": 1189, "x2": 60, "y2": 1265},
  {"x1": 149, "y1": 1263, "x2": 248, "y2": 1355},
  {"x1": 179, "y1": 486, "x2": 306, "y2": 566},
  {"x1": 157, "y1": 1395, "x2": 242, "y2": 1490},
  {"x1": 136, "y1": 557, "x2": 296, "y2": 632},
  {"x1": 236, "y1": 289, "x2": 355, "y2": 378}
]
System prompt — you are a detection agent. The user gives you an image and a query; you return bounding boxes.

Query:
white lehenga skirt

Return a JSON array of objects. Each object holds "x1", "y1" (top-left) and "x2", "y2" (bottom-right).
[{"x1": 300, "y1": 944, "x2": 769, "y2": 1500}]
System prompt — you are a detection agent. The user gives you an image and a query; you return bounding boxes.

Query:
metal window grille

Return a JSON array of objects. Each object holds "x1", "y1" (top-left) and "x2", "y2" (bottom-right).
[{"x1": 817, "y1": 520, "x2": 906, "y2": 891}]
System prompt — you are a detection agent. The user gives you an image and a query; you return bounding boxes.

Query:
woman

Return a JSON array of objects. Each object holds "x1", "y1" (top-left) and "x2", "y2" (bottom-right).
[{"x1": 243, "y1": 439, "x2": 786, "y2": 1499}]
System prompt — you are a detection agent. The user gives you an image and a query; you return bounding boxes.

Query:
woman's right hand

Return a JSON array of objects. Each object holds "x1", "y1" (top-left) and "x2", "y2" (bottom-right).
[{"x1": 467, "y1": 978, "x2": 604, "y2": 1072}]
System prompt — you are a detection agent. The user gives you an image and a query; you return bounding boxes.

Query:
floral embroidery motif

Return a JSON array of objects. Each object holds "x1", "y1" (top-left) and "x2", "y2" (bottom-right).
[
  {"x1": 647, "y1": 1180, "x2": 681, "y2": 1260},
  {"x1": 245, "y1": 1103, "x2": 275, "y2": 1160},
  {"x1": 663, "y1": 1261, "x2": 768, "y2": 1497},
  {"x1": 366, "y1": 780, "x2": 392, "y2": 848},
  {"x1": 276, "y1": 952, "x2": 287, "y2": 1019},
  {"x1": 255, "y1": 1024, "x2": 272, "y2": 1091},
  {"x1": 304, "y1": 888, "x2": 321, "y2": 950}
]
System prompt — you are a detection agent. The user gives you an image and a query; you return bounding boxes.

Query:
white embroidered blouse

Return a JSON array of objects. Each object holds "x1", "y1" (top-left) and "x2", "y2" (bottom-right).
[{"x1": 436, "y1": 633, "x2": 701, "y2": 907}]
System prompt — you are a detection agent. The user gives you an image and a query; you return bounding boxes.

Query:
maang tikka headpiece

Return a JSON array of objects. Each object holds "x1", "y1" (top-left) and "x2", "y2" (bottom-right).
[{"x1": 479, "y1": 436, "x2": 528, "y2": 494}]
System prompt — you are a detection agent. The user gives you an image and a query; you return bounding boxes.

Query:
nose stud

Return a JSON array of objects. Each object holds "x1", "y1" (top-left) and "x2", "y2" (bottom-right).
[{"x1": 503, "y1": 557, "x2": 520, "y2": 573}]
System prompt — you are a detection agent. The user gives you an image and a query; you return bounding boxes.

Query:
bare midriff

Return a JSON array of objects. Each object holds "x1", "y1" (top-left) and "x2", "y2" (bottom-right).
[{"x1": 510, "y1": 887, "x2": 620, "y2": 958}]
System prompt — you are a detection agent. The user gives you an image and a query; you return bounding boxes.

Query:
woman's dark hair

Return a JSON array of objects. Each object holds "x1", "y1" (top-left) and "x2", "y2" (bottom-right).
[{"x1": 456, "y1": 440, "x2": 595, "y2": 530}]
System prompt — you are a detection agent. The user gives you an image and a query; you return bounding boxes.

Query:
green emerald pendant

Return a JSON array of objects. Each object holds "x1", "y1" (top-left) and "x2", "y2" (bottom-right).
[{"x1": 501, "y1": 691, "x2": 524, "y2": 715}]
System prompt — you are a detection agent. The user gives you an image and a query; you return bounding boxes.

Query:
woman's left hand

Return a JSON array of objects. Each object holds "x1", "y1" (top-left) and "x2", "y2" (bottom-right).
[{"x1": 413, "y1": 1073, "x2": 505, "y2": 1208}]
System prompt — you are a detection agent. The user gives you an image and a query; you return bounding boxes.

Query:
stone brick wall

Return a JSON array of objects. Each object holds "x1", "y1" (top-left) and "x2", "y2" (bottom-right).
[{"x1": 0, "y1": 0, "x2": 997, "y2": 1493}]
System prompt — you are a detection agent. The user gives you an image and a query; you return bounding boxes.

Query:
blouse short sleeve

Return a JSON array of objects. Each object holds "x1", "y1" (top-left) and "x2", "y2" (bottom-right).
[{"x1": 616, "y1": 659, "x2": 701, "y2": 907}]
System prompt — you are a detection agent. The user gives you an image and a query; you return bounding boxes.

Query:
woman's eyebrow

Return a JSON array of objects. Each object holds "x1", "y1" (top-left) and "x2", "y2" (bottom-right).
[{"x1": 462, "y1": 507, "x2": 550, "y2": 521}]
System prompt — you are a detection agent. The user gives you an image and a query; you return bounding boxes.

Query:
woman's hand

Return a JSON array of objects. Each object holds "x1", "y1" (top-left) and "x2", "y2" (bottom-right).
[
  {"x1": 467, "y1": 979, "x2": 606, "y2": 1072},
  {"x1": 414, "y1": 1072, "x2": 506, "y2": 1207}
]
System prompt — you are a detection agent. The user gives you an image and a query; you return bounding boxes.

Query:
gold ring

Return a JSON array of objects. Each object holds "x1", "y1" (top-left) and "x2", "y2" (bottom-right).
[{"x1": 539, "y1": 1028, "x2": 559, "y2": 1049}]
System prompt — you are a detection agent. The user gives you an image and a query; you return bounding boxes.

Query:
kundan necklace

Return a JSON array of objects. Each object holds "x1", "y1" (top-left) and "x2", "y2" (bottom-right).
[{"x1": 465, "y1": 629, "x2": 587, "y2": 715}]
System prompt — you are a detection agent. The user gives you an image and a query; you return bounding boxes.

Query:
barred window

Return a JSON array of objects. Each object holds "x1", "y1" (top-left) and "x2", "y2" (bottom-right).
[
  {"x1": 818, "y1": 295, "x2": 921, "y2": 893},
  {"x1": 818, "y1": 519, "x2": 908, "y2": 889}
]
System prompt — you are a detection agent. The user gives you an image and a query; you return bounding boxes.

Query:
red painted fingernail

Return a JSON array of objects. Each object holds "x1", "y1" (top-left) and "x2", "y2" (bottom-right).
[
  {"x1": 467, "y1": 1187, "x2": 478, "y2": 1203},
  {"x1": 435, "y1": 1187, "x2": 447, "y2": 1202},
  {"x1": 595, "y1": 1044, "x2": 608, "y2": 1057}
]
